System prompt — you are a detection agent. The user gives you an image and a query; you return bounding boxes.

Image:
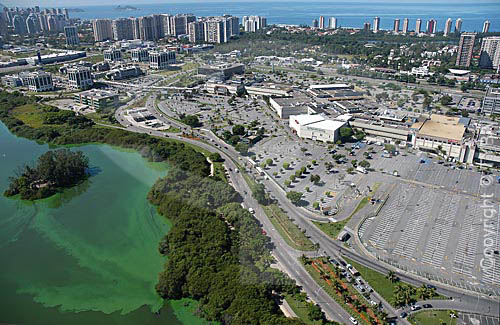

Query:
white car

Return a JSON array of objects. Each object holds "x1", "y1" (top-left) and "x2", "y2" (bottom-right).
[
  {"x1": 370, "y1": 300, "x2": 378, "y2": 306},
  {"x1": 349, "y1": 316, "x2": 358, "y2": 324},
  {"x1": 410, "y1": 304, "x2": 421, "y2": 311},
  {"x1": 248, "y1": 208, "x2": 255, "y2": 214}
]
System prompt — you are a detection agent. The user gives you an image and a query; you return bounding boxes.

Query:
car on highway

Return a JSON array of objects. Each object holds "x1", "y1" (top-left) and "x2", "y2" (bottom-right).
[
  {"x1": 423, "y1": 303, "x2": 432, "y2": 309},
  {"x1": 349, "y1": 316, "x2": 358, "y2": 324}
]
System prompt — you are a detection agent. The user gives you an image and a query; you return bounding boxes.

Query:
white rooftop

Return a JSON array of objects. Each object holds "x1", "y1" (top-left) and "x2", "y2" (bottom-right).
[
  {"x1": 309, "y1": 83, "x2": 350, "y2": 90},
  {"x1": 308, "y1": 119, "x2": 346, "y2": 131},
  {"x1": 291, "y1": 114, "x2": 325, "y2": 125}
]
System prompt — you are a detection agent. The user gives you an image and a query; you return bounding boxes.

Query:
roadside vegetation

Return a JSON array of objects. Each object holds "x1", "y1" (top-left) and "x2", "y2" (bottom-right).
[
  {"x1": 344, "y1": 257, "x2": 445, "y2": 308},
  {"x1": 262, "y1": 204, "x2": 315, "y2": 251},
  {"x1": 301, "y1": 256, "x2": 386, "y2": 325}
]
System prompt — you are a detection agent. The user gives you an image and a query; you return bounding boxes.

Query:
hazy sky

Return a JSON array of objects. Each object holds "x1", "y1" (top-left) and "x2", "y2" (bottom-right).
[{"x1": 4, "y1": 0, "x2": 500, "y2": 7}]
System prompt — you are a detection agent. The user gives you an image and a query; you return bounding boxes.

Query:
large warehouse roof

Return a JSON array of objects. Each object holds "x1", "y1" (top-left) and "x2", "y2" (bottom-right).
[{"x1": 291, "y1": 114, "x2": 325, "y2": 126}]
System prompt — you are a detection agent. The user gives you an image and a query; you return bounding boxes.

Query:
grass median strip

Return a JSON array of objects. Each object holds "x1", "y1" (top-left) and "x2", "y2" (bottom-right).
[
  {"x1": 300, "y1": 257, "x2": 384, "y2": 325},
  {"x1": 262, "y1": 204, "x2": 315, "y2": 251},
  {"x1": 408, "y1": 310, "x2": 457, "y2": 325},
  {"x1": 313, "y1": 196, "x2": 370, "y2": 239}
]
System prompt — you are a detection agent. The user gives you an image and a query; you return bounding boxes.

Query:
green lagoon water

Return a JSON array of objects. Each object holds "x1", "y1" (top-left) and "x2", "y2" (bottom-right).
[{"x1": 0, "y1": 122, "x2": 206, "y2": 325}]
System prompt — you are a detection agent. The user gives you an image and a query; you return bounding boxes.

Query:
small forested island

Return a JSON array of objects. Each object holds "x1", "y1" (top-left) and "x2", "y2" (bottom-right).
[
  {"x1": 115, "y1": 5, "x2": 138, "y2": 11},
  {"x1": 4, "y1": 149, "x2": 89, "y2": 200}
]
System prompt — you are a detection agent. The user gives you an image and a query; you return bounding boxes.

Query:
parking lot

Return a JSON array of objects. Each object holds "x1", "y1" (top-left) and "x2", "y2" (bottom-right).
[
  {"x1": 459, "y1": 312, "x2": 500, "y2": 325},
  {"x1": 362, "y1": 175, "x2": 500, "y2": 295}
]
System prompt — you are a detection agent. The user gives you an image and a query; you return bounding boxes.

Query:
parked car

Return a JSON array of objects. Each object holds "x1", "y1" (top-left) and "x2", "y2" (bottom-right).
[
  {"x1": 423, "y1": 304, "x2": 432, "y2": 309},
  {"x1": 349, "y1": 316, "x2": 358, "y2": 324},
  {"x1": 400, "y1": 312, "x2": 408, "y2": 318},
  {"x1": 410, "y1": 304, "x2": 421, "y2": 311}
]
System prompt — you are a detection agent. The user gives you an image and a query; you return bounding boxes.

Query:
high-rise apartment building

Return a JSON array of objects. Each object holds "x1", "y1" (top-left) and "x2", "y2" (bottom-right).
[
  {"x1": 479, "y1": 36, "x2": 500, "y2": 70},
  {"x1": 188, "y1": 21, "x2": 205, "y2": 43},
  {"x1": 312, "y1": 19, "x2": 318, "y2": 28},
  {"x1": 455, "y1": 32, "x2": 476, "y2": 67},
  {"x1": 64, "y1": 25, "x2": 79, "y2": 46},
  {"x1": 483, "y1": 20, "x2": 491, "y2": 34},
  {"x1": 13, "y1": 15, "x2": 27, "y2": 34},
  {"x1": 319, "y1": 16, "x2": 325, "y2": 29},
  {"x1": 373, "y1": 17, "x2": 380, "y2": 33},
  {"x1": 393, "y1": 19, "x2": 400, "y2": 33},
  {"x1": 26, "y1": 14, "x2": 40, "y2": 34},
  {"x1": 455, "y1": 18, "x2": 463, "y2": 33},
  {"x1": 244, "y1": 16, "x2": 266, "y2": 32},
  {"x1": 92, "y1": 19, "x2": 112, "y2": 42},
  {"x1": 112, "y1": 18, "x2": 135, "y2": 40},
  {"x1": 415, "y1": 19, "x2": 422, "y2": 34},
  {"x1": 329, "y1": 17, "x2": 337, "y2": 29},
  {"x1": 138, "y1": 16, "x2": 155, "y2": 41},
  {"x1": 168, "y1": 14, "x2": 196, "y2": 37},
  {"x1": 363, "y1": 22, "x2": 371, "y2": 31},
  {"x1": 427, "y1": 19, "x2": 437, "y2": 34},
  {"x1": 402, "y1": 18, "x2": 409, "y2": 34},
  {"x1": 444, "y1": 18, "x2": 452, "y2": 36}
]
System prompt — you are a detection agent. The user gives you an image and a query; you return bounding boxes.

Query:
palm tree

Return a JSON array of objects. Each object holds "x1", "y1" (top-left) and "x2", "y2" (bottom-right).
[
  {"x1": 300, "y1": 254, "x2": 308, "y2": 265},
  {"x1": 352, "y1": 299, "x2": 361, "y2": 311},
  {"x1": 386, "y1": 270, "x2": 398, "y2": 283},
  {"x1": 417, "y1": 284, "x2": 428, "y2": 300},
  {"x1": 333, "y1": 280, "x2": 344, "y2": 293}
]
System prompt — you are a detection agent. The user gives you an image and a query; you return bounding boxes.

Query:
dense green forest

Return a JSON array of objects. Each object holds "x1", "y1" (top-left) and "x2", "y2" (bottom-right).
[
  {"x1": 5, "y1": 149, "x2": 89, "y2": 200},
  {"x1": 148, "y1": 169, "x2": 305, "y2": 324},
  {"x1": 0, "y1": 91, "x2": 337, "y2": 324}
]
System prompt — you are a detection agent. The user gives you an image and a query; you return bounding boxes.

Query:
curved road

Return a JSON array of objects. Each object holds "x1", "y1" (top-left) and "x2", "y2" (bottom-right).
[{"x1": 115, "y1": 94, "x2": 500, "y2": 323}]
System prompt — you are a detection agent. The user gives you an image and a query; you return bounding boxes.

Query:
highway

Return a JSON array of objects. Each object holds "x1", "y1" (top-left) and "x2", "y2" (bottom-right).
[
  {"x1": 115, "y1": 93, "x2": 500, "y2": 323},
  {"x1": 114, "y1": 96, "x2": 354, "y2": 323}
]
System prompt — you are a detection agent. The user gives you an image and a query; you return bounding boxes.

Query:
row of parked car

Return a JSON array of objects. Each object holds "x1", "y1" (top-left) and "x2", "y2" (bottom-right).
[{"x1": 329, "y1": 257, "x2": 381, "y2": 324}]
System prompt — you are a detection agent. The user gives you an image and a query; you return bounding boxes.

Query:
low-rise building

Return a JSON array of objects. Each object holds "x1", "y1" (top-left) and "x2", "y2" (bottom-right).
[
  {"x1": 106, "y1": 65, "x2": 142, "y2": 80},
  {"x1": 26, "y1": 71, "x2": 54, "y2": 92},
  {"x1": 149, "y1": 50, "x2": 176, "y2": 70},
  {"x1": 103, "y1": 48, "x2": 122, "y2": 62},
  {"x1": 26, "y1": 51, "x2": 86, "y2": 65},
  {"x1": 270, "y1": 97, "x2": 316, "y2": 119},
  {"x1": 67, "y1": 66, "x2": 94, "y2": 90},
  {"x1": 289, "y1": 114, "x2": 346, "y2": 143},
  {"x1": 73, "y1": 89, "x2": 119, "y2": 110},
  {"x1": 198, "y1": 63, "x2": 244, "y2": 79},
  {"x1": 483, "y1": 87, "x2": 500, "y2": 115},
  {"x1": 131, "y1": 48, "x2": 150, "y2": 62},
  {"x1": 1, "y1": 74, "x2": 23, "y2": 87},
  {"x1": 411, "y1": 114, "x2": 470, "y2": 162},
  {"x1": 350, "y1": 116, "x2": 411, "y2": 144}
]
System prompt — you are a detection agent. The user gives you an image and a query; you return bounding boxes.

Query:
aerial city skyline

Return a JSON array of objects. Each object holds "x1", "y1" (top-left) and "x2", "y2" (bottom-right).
[{"x1": 1, "y1": 1, "x2": 500, "y2": 325}]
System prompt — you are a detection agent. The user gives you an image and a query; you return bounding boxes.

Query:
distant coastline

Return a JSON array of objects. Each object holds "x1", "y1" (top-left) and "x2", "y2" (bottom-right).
[
  {"x1": 115, "y1": 5, "x2": 138, "y2": 11},
  {"x1": 67, "y1": 8, "x2": 85, "y2": 13}
]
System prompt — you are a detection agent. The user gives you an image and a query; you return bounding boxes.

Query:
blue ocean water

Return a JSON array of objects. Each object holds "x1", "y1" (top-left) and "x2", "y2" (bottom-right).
[{"x1": 66, "y1": 1, "x2": 500, "y2": 32}]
